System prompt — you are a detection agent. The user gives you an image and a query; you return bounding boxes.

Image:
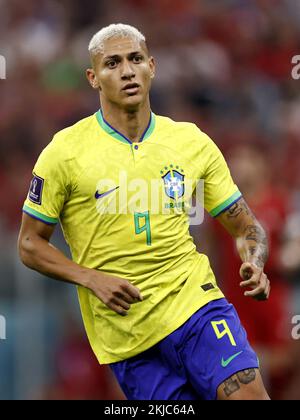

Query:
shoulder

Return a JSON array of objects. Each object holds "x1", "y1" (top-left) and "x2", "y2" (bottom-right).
[
  {"x1": 40, "y1": 114, "x2": 97, "y2": 160},
  {"x1": 52, "y1": 114, "x2": 97, "y2": 147},
  {"x1": 155, "y1": 114, "x2": 217, "y2": 151},
  {"x1": 155, "y1": 114, "x2": 200, "y2": 134}
]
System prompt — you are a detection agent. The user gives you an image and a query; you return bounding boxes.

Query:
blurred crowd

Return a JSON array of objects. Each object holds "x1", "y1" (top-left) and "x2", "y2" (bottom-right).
[{"x1": 1, "y1": 0, "x2": 300, "y2": 400}]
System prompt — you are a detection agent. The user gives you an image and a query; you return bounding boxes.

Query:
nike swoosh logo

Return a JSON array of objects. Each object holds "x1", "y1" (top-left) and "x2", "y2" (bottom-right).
[
  {"x1": 95, "y1": 186, "x2": 119, "y2": 200},
  {"x1": 221, "y1": 351, "x2": 243, "y2": 368}
]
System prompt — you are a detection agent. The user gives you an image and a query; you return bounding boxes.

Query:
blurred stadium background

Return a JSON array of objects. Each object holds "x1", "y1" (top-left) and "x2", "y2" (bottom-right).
[{"x1": 1, "y1": 0, "x2": 300, "y2": 400}]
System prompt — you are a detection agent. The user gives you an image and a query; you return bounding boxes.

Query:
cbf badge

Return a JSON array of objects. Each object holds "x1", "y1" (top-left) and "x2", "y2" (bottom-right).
[
  {"x1": 161, "y1": 166, "x2": 185, "y2": 199},
  {"x1": 28, "y1": 174, "x2": 44, "y2": 205}
]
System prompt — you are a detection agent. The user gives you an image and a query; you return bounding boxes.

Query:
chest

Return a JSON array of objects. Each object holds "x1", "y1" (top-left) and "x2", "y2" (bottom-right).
[{"x1": 74, "y1": 142, "x2": 201, "y2": 205}]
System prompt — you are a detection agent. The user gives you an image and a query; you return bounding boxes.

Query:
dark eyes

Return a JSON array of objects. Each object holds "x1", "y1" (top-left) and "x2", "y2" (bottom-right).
[
  {"x1": 106, "y1": 60, "x2": 118, "y2": 69},
  {"x1": 132, "y1": 55, "x2": 143, "y2": 63},
  {"x1": 105, "y1": 56, "x2": 144, "y2": 68}
]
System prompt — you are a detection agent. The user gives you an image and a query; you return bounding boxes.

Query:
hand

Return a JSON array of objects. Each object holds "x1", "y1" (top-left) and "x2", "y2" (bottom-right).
[
  {"x1": 88, "y1": 271, "x2": 143, "y2": 316},
  {"x1": 239, "y1": 262, "x2": 270, "y2": 301}
]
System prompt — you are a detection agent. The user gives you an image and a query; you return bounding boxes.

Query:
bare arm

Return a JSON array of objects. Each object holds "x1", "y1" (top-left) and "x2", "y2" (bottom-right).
[
  {"x1": 18, "y1": 213, "x2": 143, "y2": 315},
  {"x1": 216, "y1": 197, "x2": 270, "y2": 300}
]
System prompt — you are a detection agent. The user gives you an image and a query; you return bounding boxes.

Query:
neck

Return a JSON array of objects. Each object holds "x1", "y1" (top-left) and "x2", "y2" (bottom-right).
[{"x1": 100, "y1": 99, "x2": 151, "y2": 143}]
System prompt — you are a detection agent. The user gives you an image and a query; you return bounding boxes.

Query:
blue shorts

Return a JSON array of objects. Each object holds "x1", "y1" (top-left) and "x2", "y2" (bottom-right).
[{"x1": 110, "y1": 298, "x2": 259, "y2": 400}]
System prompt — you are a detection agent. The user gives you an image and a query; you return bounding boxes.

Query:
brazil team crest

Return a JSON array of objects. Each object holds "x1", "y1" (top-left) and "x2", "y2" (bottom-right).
[{"x1": 161, "y1": 165, "x2": 185, "y2": 199}]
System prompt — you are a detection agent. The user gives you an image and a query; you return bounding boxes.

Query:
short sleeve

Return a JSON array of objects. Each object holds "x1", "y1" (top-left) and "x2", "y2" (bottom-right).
[
  {"x1": 202, "y1": 135, "x2": 242, "y2": 217},
  {"x1": 23, "y1": 138, "x2": 70, "y2": 225}
]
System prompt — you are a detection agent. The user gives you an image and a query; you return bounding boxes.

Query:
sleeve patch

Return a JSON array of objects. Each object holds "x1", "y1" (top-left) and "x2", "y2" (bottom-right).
[{"x1": 28, "y1": 175, "x2": 44, "y2": 205}]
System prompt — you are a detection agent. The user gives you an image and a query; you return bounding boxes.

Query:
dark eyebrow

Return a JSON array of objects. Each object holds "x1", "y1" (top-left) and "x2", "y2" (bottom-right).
[
  {"x1": 103, "y1": 54, "x2": 121, "y2": 62},
  {"x1": 103, "y1": 51, "x2": 144, "y2": 62},
  {"x1": 128, "y1": 51, "x2": 144, "y2": 57}
]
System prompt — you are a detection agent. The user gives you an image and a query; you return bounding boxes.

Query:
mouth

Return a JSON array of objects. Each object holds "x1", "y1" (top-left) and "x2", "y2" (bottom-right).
[{"x1": 122, "y1": 83, "x2": 140, "y2": 95}]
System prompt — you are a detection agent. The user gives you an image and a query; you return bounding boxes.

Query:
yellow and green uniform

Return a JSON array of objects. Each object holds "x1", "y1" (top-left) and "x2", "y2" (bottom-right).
[{"x1": 23, "y1": 110, "x2": 241, "y2": 364}]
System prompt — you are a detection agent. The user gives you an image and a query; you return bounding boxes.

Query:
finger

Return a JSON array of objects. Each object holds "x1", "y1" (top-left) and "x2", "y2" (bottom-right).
[
  {"x1": 111, "y1": 296, "x2": 131, "y2": 311},
  {"x1": 240, "y1": 270, "x2": 266, "y2": 288},
  {"x1": 240, "y1": 278, "x2": 259, "y2": 288},
  {"x1": 255, "y1": 292, "x2": 268, "y2": 301},
  {"x1": 264, "y1": 287, "x2": 270, "y2": 300},
  {"x1": 115, "y1": 291, "x2": 137, "y2": 304},
  {"x1": 257, "y1": 274, "x2": 269, "y2": 290},
  {"x1": 123, "y1": 283, "x2": 143, "y2": 301},
  {"x1": 253, "y1": 278, "x2": 270, "y2": 301},
  {"x1": 263, "y1": 281, "x2": 271, "y2": 300},
  {"x1": 109, "y1": 302, "x2": 128, "y2": 316},
  {"x1": 244, "y1": 286, "x2": 266, "y2": 298}
]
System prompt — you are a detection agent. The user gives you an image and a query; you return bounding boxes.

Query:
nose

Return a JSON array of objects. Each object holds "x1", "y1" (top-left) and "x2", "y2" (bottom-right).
[{"x1": 121, "y1": 59, "x2": 135, "y2": 80}]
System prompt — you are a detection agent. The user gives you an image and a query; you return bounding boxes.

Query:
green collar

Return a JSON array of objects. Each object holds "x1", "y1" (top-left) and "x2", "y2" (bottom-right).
[{"x1": 96, "y1": 109, "x2": 156, "y2": 145}]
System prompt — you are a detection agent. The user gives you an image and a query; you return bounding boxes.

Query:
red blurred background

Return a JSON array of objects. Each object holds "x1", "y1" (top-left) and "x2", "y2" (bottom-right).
[{"x1": 0, "y1": 0, "x2": 300, "y2": 400}]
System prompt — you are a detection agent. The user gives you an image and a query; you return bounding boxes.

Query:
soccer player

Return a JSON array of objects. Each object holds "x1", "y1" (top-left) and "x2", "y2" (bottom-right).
[{"x1": 18, "y1": 24, "x2": 270, "y2": 400}]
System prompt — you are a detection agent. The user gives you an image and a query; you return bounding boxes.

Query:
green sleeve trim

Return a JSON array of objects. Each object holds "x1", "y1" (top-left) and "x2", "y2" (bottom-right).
[
  {"x1": 23, "y1": 205, "x2": 59, "y2": 224},
  {"x1": 210, "y1": 191, "x2": 242, "y2": 218}
]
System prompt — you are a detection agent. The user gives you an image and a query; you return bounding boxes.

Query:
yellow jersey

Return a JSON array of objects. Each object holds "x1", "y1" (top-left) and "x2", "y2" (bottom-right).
[{"x1": 23, "y1": 110, "x2": 241, "y2": 364}]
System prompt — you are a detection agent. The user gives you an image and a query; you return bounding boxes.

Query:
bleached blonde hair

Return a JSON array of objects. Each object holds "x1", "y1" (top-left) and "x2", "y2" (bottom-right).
[{"x1": 88, "y1": 23, "x2": 146, "y2": 57}]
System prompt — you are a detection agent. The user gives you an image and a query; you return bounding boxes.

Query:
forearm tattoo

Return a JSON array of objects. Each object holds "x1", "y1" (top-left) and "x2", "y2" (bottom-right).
[
  {"x1": 245, "y1": 225, "x2": 265, "y2": 243},
  {"x1": 244, "y1": 224, "x2": 269, "y2": 268},
  {"x1": 224, "y1": 199, "x2": 269, "y2": 268},
  {"x1": 226, "y1": 200, "x2": 252, "y2": 218},
  {"x1": 223, "y1": 369, "x2": 257, "y2": 397}
]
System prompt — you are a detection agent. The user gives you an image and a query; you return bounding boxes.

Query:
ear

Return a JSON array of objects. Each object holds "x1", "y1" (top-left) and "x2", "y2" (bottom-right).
[
  {"x1": 149, "y1": 56, "x2": 155, "y2": 80},
  {"x1": 86, "y1": 68, "x2": 101, "y2": 90}
]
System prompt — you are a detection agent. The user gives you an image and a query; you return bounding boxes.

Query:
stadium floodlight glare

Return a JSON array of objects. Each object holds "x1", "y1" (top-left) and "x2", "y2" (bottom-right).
[
  {"x1": 0, "y1": 55, "x2": 6, "y2": 80},
  {"x1": 0, "y1": 315, "x2": 6, "y2": 340},
  {"x1": 292, "y1": 55, "x2": 300, "y2": 80}
]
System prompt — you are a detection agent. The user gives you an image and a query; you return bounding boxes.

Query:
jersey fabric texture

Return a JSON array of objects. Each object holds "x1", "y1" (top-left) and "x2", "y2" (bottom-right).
[
  {"x1": 110, "y1": 298, "x2": 259, "y2": 400},
  {"x1": 23, "y1": 111, "x2": 242, "y2": 364}
]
